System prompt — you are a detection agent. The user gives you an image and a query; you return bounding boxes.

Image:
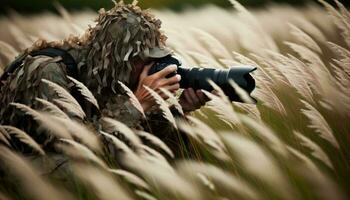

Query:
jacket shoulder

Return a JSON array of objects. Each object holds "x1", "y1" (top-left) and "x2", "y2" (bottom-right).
[{"x1": 8, "y1": 55, "x2": 68, "y2": 90}]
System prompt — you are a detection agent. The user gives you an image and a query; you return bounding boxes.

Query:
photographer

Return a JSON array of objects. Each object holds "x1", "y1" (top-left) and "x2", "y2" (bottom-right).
[{"x1": 0, "y1": 2, "x2": 208, "y2": 155}]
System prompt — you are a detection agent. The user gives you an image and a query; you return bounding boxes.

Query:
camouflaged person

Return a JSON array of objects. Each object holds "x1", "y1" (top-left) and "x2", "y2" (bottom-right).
[{"x1": 0, "y1": 2, "x2": 208, "y2": 155}]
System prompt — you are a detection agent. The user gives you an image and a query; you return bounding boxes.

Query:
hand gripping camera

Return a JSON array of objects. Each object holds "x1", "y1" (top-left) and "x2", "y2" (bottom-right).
[{"x1": 148, "y1": 55, "x2": 257, "y2": 103}]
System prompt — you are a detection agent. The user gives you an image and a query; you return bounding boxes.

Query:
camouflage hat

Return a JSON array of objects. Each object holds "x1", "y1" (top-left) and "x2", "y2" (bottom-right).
[
  {"x1": 82, "y1": 1, "x2": 171, "y2": 93},
  {"x1": 147, "y1": 46, "x2": 172, "y2": 58}
]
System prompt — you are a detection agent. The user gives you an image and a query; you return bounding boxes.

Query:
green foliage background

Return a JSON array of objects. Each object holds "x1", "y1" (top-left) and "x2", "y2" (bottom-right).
[{"x1": 0, "y1": 0, "x2": 349, "y2": 14}]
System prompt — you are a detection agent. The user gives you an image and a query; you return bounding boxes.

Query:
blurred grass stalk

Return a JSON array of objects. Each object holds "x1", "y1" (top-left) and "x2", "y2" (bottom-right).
[{"x1": 0, "y1": 0, "x2": 350, "y2": 200}]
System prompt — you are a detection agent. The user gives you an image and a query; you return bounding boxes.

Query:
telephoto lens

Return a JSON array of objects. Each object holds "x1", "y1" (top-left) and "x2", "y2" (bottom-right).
[{"x1": 148, "y1": 55, "x2": 257, "y2": 103}]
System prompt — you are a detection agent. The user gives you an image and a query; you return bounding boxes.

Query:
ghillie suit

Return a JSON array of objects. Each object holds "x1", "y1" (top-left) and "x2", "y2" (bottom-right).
[{"x1": 0, "y1": 1, "x2": 180, "y2": 156}]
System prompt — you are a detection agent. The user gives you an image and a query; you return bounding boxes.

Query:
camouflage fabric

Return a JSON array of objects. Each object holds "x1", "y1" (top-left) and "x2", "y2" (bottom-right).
[{"x1": 0, "y1": 1, "x2": 176, "y2": 153}]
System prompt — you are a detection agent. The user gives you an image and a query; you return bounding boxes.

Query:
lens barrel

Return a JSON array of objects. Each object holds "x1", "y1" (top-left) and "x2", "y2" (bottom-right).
[{"x1": 178, "y1": 66, "x2": 256, "y2": 102}]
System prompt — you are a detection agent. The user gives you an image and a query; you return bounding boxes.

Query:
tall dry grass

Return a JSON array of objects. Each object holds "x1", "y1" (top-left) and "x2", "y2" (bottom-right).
[{"x1": 0, "y1": 0, "x2": 349, "y2": 199}]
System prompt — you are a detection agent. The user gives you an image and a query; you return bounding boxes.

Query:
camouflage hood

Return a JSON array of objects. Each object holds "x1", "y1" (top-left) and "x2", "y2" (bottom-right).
[{"x1": 80, "y1": 1, "x2": 171, "y2": 94}]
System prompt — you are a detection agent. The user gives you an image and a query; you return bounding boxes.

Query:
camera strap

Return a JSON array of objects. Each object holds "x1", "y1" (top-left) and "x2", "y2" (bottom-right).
[{"x1": 0, "y1": 47, "x2": 77, "y2": 87}]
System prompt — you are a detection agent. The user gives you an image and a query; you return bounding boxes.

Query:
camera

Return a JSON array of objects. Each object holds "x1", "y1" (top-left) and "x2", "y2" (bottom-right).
[{"x1": 148, "y1": 55, "x2": 257, "y2": 103}]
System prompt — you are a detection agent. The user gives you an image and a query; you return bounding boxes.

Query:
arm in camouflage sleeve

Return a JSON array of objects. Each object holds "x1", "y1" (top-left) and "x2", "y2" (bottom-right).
[
  {"x1": 99, "y1": 92, "x2": 145, "y2": 129},
  {"x1": 141, "y1": 87, "x2": 209, "y2": 157},
  {"x1": 141, "y1": 105, "x2": 192, "y2": 158}
]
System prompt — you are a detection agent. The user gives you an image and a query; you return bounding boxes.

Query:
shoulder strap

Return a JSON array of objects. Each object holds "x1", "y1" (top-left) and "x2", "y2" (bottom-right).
[
  {"x1": 30, "y1": 48, "x2": 78, "y2": 77},
  {"x1": 0, "y1": 47, "x2": 77, "y2": 86}
]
